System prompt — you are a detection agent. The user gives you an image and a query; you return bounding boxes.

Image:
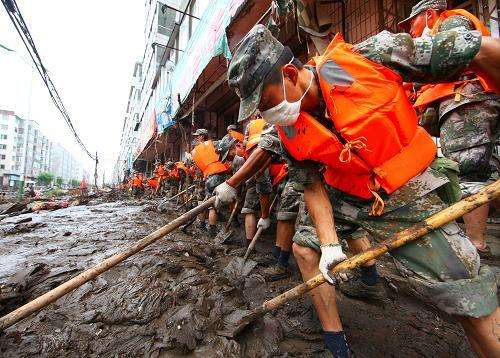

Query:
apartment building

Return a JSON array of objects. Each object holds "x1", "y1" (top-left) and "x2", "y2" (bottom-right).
[
  {"x1": 114, "y1": 62, "x2": 143, "y2": 183},
  {"x1": 0, "y1": 109, "x2": 86, "y2": 191}
]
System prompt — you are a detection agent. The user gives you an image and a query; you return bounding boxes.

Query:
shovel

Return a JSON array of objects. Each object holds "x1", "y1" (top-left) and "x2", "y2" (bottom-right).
[
  {"x1": 214, "y1": 198, "x2": 242, "y2": 244},
  {"x1": 225, "y1": 195, "x2": 279, "y2": 278},
  {"x1": 0, "y1": 197, "x2": 216, "y2": 331},
  {"x1": 217, "y1": 179, "x2": 500, "y2": 338},
  {"x1": 241, "y1": 194, "x2": 279, "y2": 263}
]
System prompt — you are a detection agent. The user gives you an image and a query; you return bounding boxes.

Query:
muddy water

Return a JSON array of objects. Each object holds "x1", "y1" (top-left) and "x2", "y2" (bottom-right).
[{"x1": 0, "y1": 199, "x2": 477, "y2": 357}]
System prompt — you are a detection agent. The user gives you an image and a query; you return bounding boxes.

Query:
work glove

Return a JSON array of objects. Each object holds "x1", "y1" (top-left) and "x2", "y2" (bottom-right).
[
  {"x1": 214, "y1": 182, "x2": 237, "y2": 208},
  {"x1": 319, "y1": 243, "x2": 347, "y2": 285},
  {"x1": 257, "y1": 217, "x2": 271, "y2": 230}
]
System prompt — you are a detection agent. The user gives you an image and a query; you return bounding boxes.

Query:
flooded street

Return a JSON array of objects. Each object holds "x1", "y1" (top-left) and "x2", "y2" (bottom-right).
[{"x1": 0, "y1": 198, "x2": 496, "y2": 357}]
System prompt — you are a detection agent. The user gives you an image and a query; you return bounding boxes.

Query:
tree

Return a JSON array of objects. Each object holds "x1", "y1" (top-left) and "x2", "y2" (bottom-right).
[
  {"x1": 55, "y1": 177, "x2": 63, "y2": 187},
  {"x1": 37, "y1": 172, "x2": 54, "y2": 186},
  {"x1": 70, "y1": 179, "x2": 80, "y2": 188}
]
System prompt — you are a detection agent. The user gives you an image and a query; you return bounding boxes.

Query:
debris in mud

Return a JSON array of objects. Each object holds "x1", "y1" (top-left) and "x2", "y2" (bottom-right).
[{"x1": 3, "y1": 221, "x2": 47, "y2": 236}]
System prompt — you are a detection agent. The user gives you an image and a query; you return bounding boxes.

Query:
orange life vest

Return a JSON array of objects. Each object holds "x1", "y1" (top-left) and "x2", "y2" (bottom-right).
[
  {"x1": 147, "y1": 177, "x2": 159, "y2": 189},
  {"x1": 191, "y1": 140, "x2": 230, "y2": 178},
  {"x1": 245, "y1": 118, "x2": 266, "y2": 153},
  {"x1": 269, "y1": 163, "x2": 288, "y2": 186},
  {"x1": 277, "y1": 35, "x2": 436, "y2": 213},
  {"x1": 175, "y1": 161, "x2": 188, "y2": 173},
  {"x1": 168, "y1": 168, "x2": 179, "y2": 179},
  {"x1": 229, "y1": 129, "x2": 244, "y2": 142},
  {"x1": 415, "y1": 10, "x2": 496, "y2": 109},
  {"x1": 155, "y1": 165, "x2": 165, "y2": 178},
  {"x1": 132, "y1": 176, "x2": 143, "y2": 187}
]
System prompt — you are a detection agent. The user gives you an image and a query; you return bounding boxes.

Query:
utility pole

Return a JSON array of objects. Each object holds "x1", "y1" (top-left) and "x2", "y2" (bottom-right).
[{"x1": 94, "y1": 152, "x2": 99, "y2": 193}]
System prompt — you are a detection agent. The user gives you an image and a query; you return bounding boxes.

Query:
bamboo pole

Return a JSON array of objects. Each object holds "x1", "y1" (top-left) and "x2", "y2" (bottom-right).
[
  {"x1": 0, "y1": 197, "x2": 216, "y2": 331},
  {"x1": 221, "y1": 180, "x2": 500, "y2": 337},
  {"x1": 167, "y1": 185, "x2": 195, "y2": 201}
]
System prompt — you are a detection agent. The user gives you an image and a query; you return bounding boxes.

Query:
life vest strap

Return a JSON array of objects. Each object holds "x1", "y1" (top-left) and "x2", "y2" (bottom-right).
[{"x1": 339, "y1": 137, "x2": 370, "y2": 163}]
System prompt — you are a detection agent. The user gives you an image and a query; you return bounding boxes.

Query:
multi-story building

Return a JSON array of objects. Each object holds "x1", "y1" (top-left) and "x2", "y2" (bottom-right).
[
  {"x1": 114, "y1": 62, "x2": 143, "y2": 183},
  {"x1": 115, "y1": 0, "x2": 211, "y2": 181},
  {"x1": 50, "y1": 143, "x2": 83, "y2": 184},
  {"x1": 0, "y1": 108, "x2": 86, "y2": 191}
]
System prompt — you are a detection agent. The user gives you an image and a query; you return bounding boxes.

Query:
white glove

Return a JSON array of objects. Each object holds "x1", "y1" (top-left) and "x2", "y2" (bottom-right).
[
  {"x1": 214, "y1": 182, "x2": 237, "y2": 208},
  {"x1": 257, "y1": 217, "x2": 271, "y2": 230},
  {"x1": 319, "y1": 244, "x2": 347, "y2": 284}
]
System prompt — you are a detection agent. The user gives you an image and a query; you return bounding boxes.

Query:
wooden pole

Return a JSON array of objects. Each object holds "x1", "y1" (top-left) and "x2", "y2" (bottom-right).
[
  {"x1": 167, "y1": 185, "x2": 195, "y2": 201},
  {"x1": 224, "y1": 199, "x2": 240, "y2": 231},
  {"x1": 0, "y1": 197, "x2": 216, "y2": 331},
  {"x1": 223, "y1": 180, "x2": 500, "y2": 337}
]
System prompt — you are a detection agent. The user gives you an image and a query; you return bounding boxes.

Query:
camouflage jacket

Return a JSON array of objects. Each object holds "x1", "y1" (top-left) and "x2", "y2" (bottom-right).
[{"x1": 417, "y1": 15, "x2": 498, "y2": 119}]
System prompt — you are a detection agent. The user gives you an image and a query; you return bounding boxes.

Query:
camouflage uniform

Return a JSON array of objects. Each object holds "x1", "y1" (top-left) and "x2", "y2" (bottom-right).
[
  {"x1": 258, "y1": 126, "x2": 304, "y2": 221},
  {"x1": 241, "y1": 170, "x2": 273, "y2": 214},
  {"x1": 420, "y1": 15, "x2": 499, "y2": 196},
  {"x1": 227, "y1": 24, "x2": 497, "y2": 317}
]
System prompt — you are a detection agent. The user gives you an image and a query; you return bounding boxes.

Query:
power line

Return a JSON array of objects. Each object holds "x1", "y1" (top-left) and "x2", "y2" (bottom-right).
[{"x1": 1, "y1": 0, "x2": 95, "y2": 160}]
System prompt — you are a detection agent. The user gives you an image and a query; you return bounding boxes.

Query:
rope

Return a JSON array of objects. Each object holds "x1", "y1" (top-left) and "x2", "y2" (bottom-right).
[{"x1": 339, "y1": 137, "x2": 369, "y2": 163}]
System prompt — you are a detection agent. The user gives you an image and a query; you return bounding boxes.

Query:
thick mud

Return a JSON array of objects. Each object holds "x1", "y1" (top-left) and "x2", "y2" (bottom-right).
[{"x1": 0, "y1": 198, "x2": 496, "y2": 357}]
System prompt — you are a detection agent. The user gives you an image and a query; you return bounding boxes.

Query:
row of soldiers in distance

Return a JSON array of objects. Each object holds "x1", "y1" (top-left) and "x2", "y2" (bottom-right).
[
  {"x1": 118, "y1": 0, "x2": 499, "y2": 356},
  {"x1": 120, "y1": 159, "x2": 196, "y2": 198}
]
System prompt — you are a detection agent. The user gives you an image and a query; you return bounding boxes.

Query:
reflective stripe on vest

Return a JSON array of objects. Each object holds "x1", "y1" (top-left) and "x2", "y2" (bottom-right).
[
  {"x1": 191, "y1": 140, "x2": 229, "y2": 178},
  {"x1": 415, "y1": 10, "x2": 496, "y2": 109},
  {"x1": 269, "y1": 163, "x2": 288, "y2": 186},
  {"x1": 229, "y1": 130, "x2": 244, "y2": 142},
  {"x1": 278, "y1": 35, "x2": 436, "y2": 201}
]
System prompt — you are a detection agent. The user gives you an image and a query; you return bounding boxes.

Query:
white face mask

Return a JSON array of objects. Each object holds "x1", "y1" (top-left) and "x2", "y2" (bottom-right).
[
  {"x1": 261, "y1": 62, "x2": 313, "y2": 127},
  {"x1": 421, "y1": 16, "x2": 432, "y2": 37}
]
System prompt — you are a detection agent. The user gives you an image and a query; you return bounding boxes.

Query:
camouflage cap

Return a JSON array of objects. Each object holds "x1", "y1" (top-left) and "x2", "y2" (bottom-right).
[
  {"x1": 166, "y1": 161, "x2": 174, "y2": 169},
  {"x1": 398, "y1": 0, "x2": 447, "y2": 29},
  {"x1": 193, "y1": 128, "x2": 208, "y2": 137},
  {"x1": 227, "y1": 124, "x2": 238, "y2": 132},
  {"x1": 217, "y1": 134, "x2": 237, "y2": 162},
  {"x1": 228, "y1": 24, "x2": 293, "y2": 122}
]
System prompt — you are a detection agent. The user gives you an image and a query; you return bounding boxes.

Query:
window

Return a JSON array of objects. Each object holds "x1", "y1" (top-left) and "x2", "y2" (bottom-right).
[
  {"x1": 158, "y1": 4, "x2": 175, "y2": 36},
  {"x1": 1, "y1": 124, "x2": 7, "y2": 130},
  {"x1": 0, "y1": 165, "x2": 4, "y2": 169},
  {"x1": 0, "y1": 134, "x2": 7, "y2": 140},
  {"x1": 0, "y1": 155, "x2": 5, "y2": 159},
  {"x1": 0, "y1": 144, "x2": 6, "y2": 150}
]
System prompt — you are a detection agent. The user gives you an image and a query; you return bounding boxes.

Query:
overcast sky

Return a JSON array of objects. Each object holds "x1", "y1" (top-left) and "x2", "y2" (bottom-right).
[{"x1": 0, "y1": 0, "x2": 144, "y2": 183}]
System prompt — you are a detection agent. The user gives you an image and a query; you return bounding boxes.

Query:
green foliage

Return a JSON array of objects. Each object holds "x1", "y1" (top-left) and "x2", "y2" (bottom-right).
[
  {"x1": 44, "y1": 187, "x2": 65, "y2": 198},
  {"x1": 37, "y1": 172, "x2": 54, "y2": 186},
  {"x1": 70, "y1": 179, "x2": 80, "y2": 188},
  {"x1": 55, "y1": 177, "x2": 63, "y2": 187}
]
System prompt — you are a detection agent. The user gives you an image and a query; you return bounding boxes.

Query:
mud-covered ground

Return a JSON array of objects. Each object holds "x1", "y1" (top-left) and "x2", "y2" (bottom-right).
[{"x1": 0, "y1": 198, "x2": 498, "y2": 357}]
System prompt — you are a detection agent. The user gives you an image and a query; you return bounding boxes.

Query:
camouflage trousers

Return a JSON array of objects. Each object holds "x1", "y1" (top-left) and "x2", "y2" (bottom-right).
[
  {"x1": 440, "y1": 98, "x2": 499, "y2": 184},
  {"x1": 276, "y1": 179, "x2": 304, "y2": 221},
  {"x1": 294, "y1": 171, "x2": 497, "y2": 318},
  {"x1": 241, "y1": 171, "x2": 273, "y2": 214}
]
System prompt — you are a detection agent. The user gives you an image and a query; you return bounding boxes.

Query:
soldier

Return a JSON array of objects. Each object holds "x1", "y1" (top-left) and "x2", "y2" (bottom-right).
[
  {"x1": 191, "y1": 129, "x2": 234, "y2": 237},
  {"x1": 239, "y1": 116, "x2": 273, "y2": 247},
  {"x1": 400, "y1": 0, "x2": 499, "y2": 256},
  {"x1": 215, "y1": 24, "x2": 499, "y2": 356}
]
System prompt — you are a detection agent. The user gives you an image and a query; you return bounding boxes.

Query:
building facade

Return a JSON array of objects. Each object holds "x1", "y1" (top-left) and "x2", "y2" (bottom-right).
[{"x1": 0, "y1": 109, "x2": 86, "y2": 191}]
